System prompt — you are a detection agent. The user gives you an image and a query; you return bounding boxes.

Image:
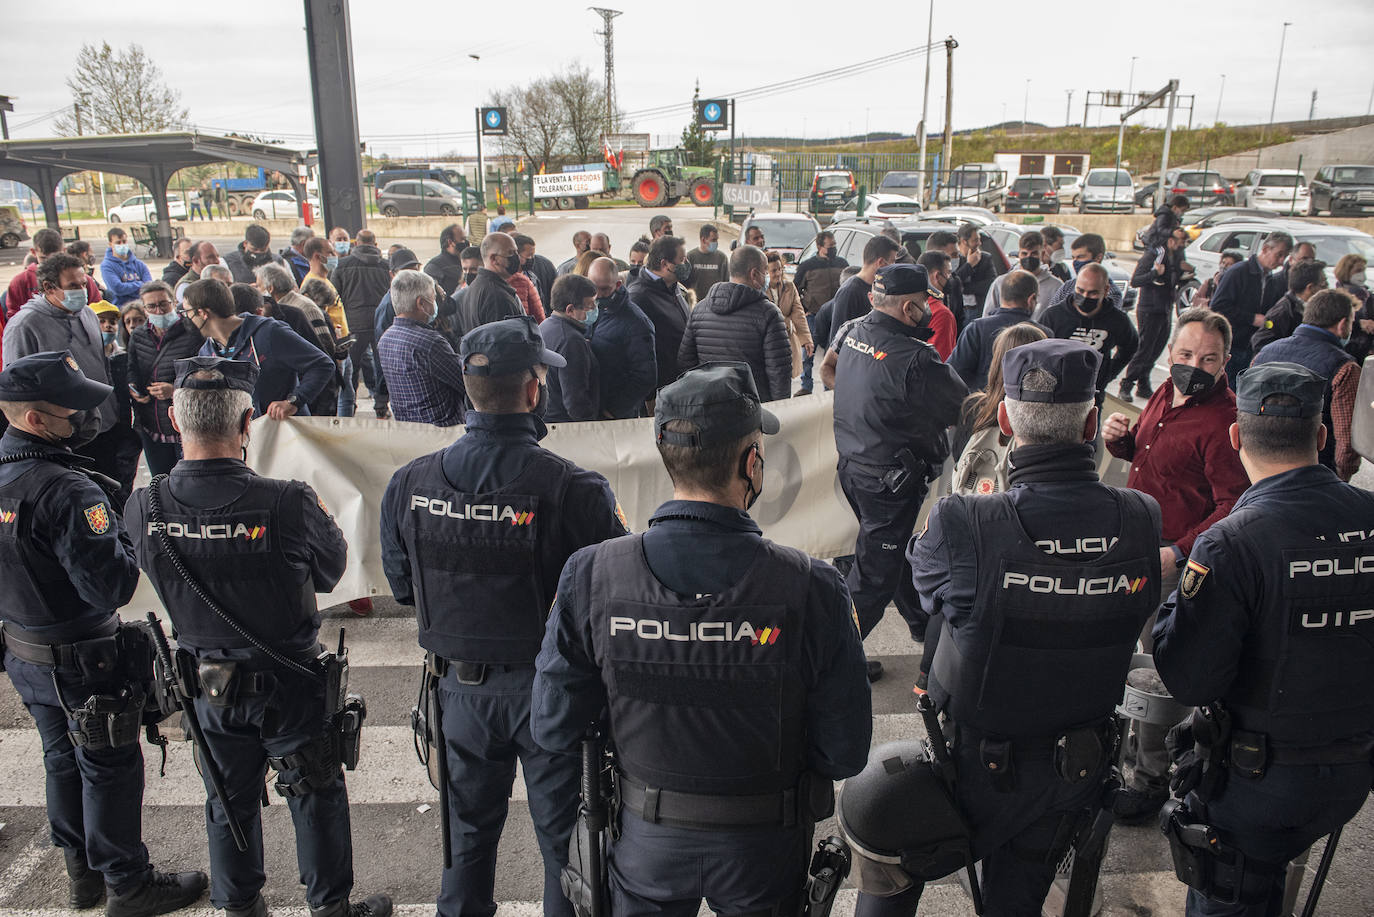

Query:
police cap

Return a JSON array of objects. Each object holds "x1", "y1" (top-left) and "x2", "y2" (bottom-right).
[
  {"x1": 389, "y1": 247, "x2": 421, "y2": 272},
  {"x1": 0, "y1": 350, "x2": 112, "y2": 410},
  {"x1": 173, "y1": 356, "x2": 259, "y2": 393},
  {"x1": 461, "y1": 315, "x2": 566, "y2": 376},
  {"x1": 1002, "y1": 338, "x2": 1101, "y2": 404},
  {"x1": 1235, "y1": 361, "x2": 1325, "y2": 418},
  {"x1": 655, "y1": 362, "x2": 781, "y2": 448},
  {"x1": 873, "y1": 263, "x2": 928, "y2": 298}
]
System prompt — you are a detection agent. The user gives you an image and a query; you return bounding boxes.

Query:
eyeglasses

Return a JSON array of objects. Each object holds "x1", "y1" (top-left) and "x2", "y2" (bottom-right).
[{"x1": 144, "y1": 299, "x2": 174, "y2": 313}]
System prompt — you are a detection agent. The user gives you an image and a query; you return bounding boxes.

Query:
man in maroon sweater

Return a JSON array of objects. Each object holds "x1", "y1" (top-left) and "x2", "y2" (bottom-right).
[{"x1": 1102, "y1": 306, "x2": 1250, "y2": 823}]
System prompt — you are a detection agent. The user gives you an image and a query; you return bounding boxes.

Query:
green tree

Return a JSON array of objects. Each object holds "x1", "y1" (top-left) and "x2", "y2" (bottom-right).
[
  {"x1": 680, "y1": 81, "x2": 716, "y2": 167},
  {"x1": 53, "y1": 42, "x2": 187, "y2": 136}
]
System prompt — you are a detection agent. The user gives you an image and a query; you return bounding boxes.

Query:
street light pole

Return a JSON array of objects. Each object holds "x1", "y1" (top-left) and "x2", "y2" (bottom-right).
[
  {"x1": 915, "y1": 0, "x2": 934, "y2": 204},
  {"x1": 1259, "y1": 21, "x2": 1292, "y2": 165},
  {"x1": 1022, "y1": 79, "x2": 1030, "y2": 136},
  {"x1": 1065, "y1": 90, "x2": 1073, "y2": 127},
  {"x1": 1127, "y1": 56, "x2": 1139, "y2": 101},
  {"x1": 1215, "y1": 73, "x2": 1226, "y2": 124}
]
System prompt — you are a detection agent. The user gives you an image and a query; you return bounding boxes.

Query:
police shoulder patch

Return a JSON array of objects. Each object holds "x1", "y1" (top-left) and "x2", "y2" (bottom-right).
[
  {"x1": 1180, "y1": 558, "x2": 1210, "y2": 599},
  {"x1": 851, "y1": 605, "x2": 862, "y2": 634},
  {"x1": 64, "y1": 354, "x2": 80, "y2": 372},
  {"x1": 83, "y1": 503, "x2": 110, "y2": 535},
  {"x1": 614, "y1": 502, "x2": 629, "y2": 532}
]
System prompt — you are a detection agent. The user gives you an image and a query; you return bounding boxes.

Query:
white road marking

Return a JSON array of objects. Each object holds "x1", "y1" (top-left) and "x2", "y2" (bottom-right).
[{"x1": 0, "y1": 828, "x2": 54, "y2": 904}]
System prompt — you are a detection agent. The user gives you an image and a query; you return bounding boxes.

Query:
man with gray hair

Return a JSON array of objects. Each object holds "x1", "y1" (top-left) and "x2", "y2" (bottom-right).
[
  {"x1": 203, "y1": 264, "x2": 234, "y2": 287},
  {"x1": 1210, "y1": 229, "x2": 1294, "y2": 378},
  {"x1": 255, "y1": 263, "x2": 335, "y2": 356},
  {"x1": 677, "y1": 244, "x2": 793, "y2": 401},
  {"x1": 284, "y1": 226, "x2": 316, "y2": 284},
  {"x1": 126, "y1": 355, "x2": 391, "y2": 917},
  {"x1": 377, "y1": 270, "x2": 467, "y2": 426},
  {"x1": 881, "y1": 339, "x2": 1162, "y2": 917}
]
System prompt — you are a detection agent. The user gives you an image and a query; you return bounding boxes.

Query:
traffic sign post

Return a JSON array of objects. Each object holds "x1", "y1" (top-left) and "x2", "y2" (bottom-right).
[
  {"x1": 481, "y1": 107, "x2": 508, "y2": 136},
  {"x1": 697, "y1": 99, "x2": 728, "y2": 132}
]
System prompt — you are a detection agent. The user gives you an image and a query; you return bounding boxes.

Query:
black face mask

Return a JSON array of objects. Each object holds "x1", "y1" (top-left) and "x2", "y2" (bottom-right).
[
  {"x1": 533, "y1": 381, "x2": 549, "y2": 419},
  {"x1": 673, "y1": 261, "x2": 693, "y2": 285},
  {"x1": 39, "y1": 408, "x2": 100, "y2": 449},
  {"x1": 739, "y1": 443, "x2": 764, "y2": 511},
  {"x1": 503, "y1": 252, "x2": 522, "y2": 275},
  {"x1": 462, "y1": 271, "x2": 478, "y2": 287},
  {"x1": 1020, "y1": 255, "x2": 1041, "y2": 273},
  {"x1": 1170, "y1": 363, "x2": 1216, "y2": 397},
  {"x1": 243, "y1": 249, "x2": 272, "y2": 267},
  {"x1": 1072, "y1": 258, "x2": 1093, "y2": 274},
  {"x1": 1072, "y1": 292, "x2": 1102, "y2": 314}
]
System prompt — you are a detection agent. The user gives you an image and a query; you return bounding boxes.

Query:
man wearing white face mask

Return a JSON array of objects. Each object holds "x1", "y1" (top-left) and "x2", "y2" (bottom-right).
[
  {"x1": 100, "y1": 228, "x2": 153, "y2": 306},
  {"x1": 677, "y1": 244, "x2": 793, "y2": 402},
  {"x1": 2, "y1": 252, "x2": 128, "y2": 492}
]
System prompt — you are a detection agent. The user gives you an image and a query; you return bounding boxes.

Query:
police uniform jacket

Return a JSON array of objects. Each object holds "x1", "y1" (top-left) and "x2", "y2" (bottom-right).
[
  {"x1": 833, "y1": 309, "x2": 967, "y2": 470},
  {"x1": 532, "y1": 499, "x2": 872, "y2": 791},
  {"x1": 380, "y1": 411, "x2": 626, "y2": 664},
  {"x1": 1154, "y1": 464, "x2": 1374, "y2": 749},
  {"x1": 0, "y1": 428, "x2": 139, "y2": 640},
  {"x1": 126, "y1": 458, "x2": 347, "y2": 655},
  {"x1": 911, "y1": 442, "x2": 1162, "y2": 737}
]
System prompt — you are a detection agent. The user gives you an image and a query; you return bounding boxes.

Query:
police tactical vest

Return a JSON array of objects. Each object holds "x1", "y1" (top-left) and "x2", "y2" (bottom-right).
[
  {"x1": 136, "y1": 476, "x2": 316, "y2": 653},
  {"x1": 1251, "y1": 325, "x2": 1355, "y2": 473},
  {"x1": 400, "y1": 450, "x2": 574, "y2": 664},
  {"x1": 1223, "y1": 510, "x2": 1374, "y2": 746},
  {"x1": 930, "y1": 488, "x2": 1161, "y2": 737},
  {"x1": 0, "y1": 459, "x2": 100, "y2": 631},
  {"x1": 588, "y1": 534, "x2": 810, "y2": 796},
  {"x1": 833, "y1": 311, "x2": 947, "y2": 467}
]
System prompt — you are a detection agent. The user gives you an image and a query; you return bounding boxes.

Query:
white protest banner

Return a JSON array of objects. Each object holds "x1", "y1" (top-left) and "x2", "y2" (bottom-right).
[
  {"x1": 532, "y1": 171, "x2": 606, "y2": 199},
  {"x1": 721, "y1": 182, "x2": 774, "y2": 209}
]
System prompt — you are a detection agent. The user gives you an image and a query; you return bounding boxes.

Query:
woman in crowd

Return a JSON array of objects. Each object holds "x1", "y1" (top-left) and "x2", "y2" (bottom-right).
[
  {"x1": 1335, "y1": 253, "x2": 1374, "y2": 363},
  {"x1": 119, "y1": 302, "x2": 147, "y2": 349},
  {"x1": 950, "y1": 322, "x2": 1049, "y2": 492},
  {"x1": 765, "y1": 251, "x2": 813, "y2": 384}
]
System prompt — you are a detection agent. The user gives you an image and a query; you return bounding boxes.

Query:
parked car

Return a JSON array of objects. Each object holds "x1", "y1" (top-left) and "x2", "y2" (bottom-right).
[
  {"x1": 1134, "y1": 182, "x2": 1159, "y2": 208},
  {"x1": 1159, "y1": 169, "x2": 1235, "y2": 207},
  {"x1": 920, "y1": 206, "x2": 1000, "y2": 227},
  {"x1": 1307, "y1": 164, "x2": 1374, "y2": 216},
  {"x1": 935, "y1": 163, "x2": 1007, "y2": 210},
  {"x1": 1079, "y1": 168, "x2": 1136, "y2": 213},
  {"x1": 249, "y1": 189, "x2": 322, "y2": 220},
  {"x1": 734, "y1": 212, "x2": 822, "y2": 267},
  {"x1": 877, "y1": 170, "x2": 925, "y2": 199},
  {"x1": 1179, "y1": 207, "x2": 1288, "y2": 240},
  {"x1": 1234, "y1": 169, "x2": 1309, "y2": 214},
  {"x1": 984, "y1": 221, "x2": 1137, "y2": 311},
  {"x1": 1005, "y1": 176, "x2": 1060, "y2": 214},
  {"x1": 372, "y1": 167, "x2": 465, "y2": 194},
  {"x1": 797, "y1": 217, "x2": 1013, "y2": 282},
  {"x1": 1183, "y1": 220, "x2": 1374, "y2": 295},
  {"x1": 106, "y1": 193, "x2": 187, "y2": 223},
  {"x1": 376, "y1": 179, "x2": 477, "y2": 218},
  {"x1": 0, "y1": 205, "x2": 29, "y2": 248},
  {"x1": 1051, "y1": 174, "x2": 1083, "y2": 207},
  {"x1": 808, "y1": 170, "x2": 857, "y2": 216},
  {"x1": 829, "y1": 193, "x2": 923, "y2": 223}
]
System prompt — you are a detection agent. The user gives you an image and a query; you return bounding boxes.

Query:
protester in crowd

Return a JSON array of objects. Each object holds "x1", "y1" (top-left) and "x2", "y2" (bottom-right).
[
  {"x1": 1191, "y1": 248, "x2": 1245, "y2": 310},
  {"x1": 556, "y1": 230, "x2": 591, "y2": 275},
  {"x1": 1271, "y1": 240, "x2": 1317, "y2": 299},
  {"x1": 6, "y1": 228, "x2": 102, "y2": 321},
  {"x1": 424, "y1": 223, "x2": 469, "y2": 295},
  {"x1": 829, "y1": 235, "x2": 901, "y2": 335},
  {"x1": 629, "y1": 235, "x2": 692, "y2": 391},
  {"x1": 811, "y1": 266, "x2": 862, "y2": 384},
  {"x1": 923, "y1": 230, "x2": 967, "y2": 331},
  {"x1": 1249, "y1": 259, "x2": 1329, "y2": 356},
  {"x1": 162, "y1": 236, "x2": 194, "y2": 286},
  {"x1": 793, "y1": 230, "x2": 849, "y2": 392},
  {"x1": 93, "y1": 301, "x2": 122, "y2": 356},
  {"x1": 1334, "y1": 253, "x2": 1374, "y2": 363},
  {"x1": 100, "y1": 228, "x2": 153, "y2": 306},
  {"x1": 949, "y1": 270, "x2": 1047, "y2": 391},
  {"x1": 333, "y1": 229, "x2": 391, "y2": 418},
  {"x1": 465, "y1": 199, "x2": 489, "y2": 244},
  {"x1": 765, "y1": 250, "x2": 813, "y2": 384},
  {"x1": 67, "y1": 241, "x2": 103, "y2": 293},
  {"x1": 913, "y1": 250, "x2": 958, "y2": 360},
  {"x1": 1102, "y1": 307, "x2": 1249, "y2": 824},
  {"x1": 983, "y1": 230, "x2": 1061, "y2": 317},
  {"x1": 203, "y1": 264, "x2": 234, "y2": 287},
  {"x1": 256, "y1": 262, "x2": 336, "y2": 358},
  {"x1": 94, "y1": 302, "x2": 143, "y2": 494},
  {"x1": 457, "y1": 232, "x2": 524, "y2": 337},
  {"x1": 508, "y1": 253, "x2": 546, "y2": 323},
  {"x1": 1039, "y1": 263, "x2": 1138, "y2": 422},
  {"x1": 686, "y1": 223, "x2": 729, "y2": 302},
  {"x1": 118, "y1": 301, "x2": 146, "y2": 349},
  {"x1": 1253, "y1": 289, "x2": 1363, "y2": 481},
  {"x1": 300, "y1": 236, "x2": 349, "y2": 340},
  {"x1": 952, "y1": 222, "x2": 997, "y2": 325},
  {"x1": 174, "y1": 241, "x2": 222, "y2": 303},
  {"x1": 649, "y1": 214, "x2": 674, "y2": 239},
  {"x1": 223, "y1": 223, "x2": 284, "y2": 284},
  {"x1": 539, "y1": 273, "x2": 600, "y2": 423},
  {"x1": 514, "y1": 233, "x2": 557, "y2": 309},
  {"x1": 950, "y1": 321, "x2": 1048, "y2": 462},
  {"x1": 282, "y1": 226, "x2": 315, "y2": 284},
  {"x1": 743, "y1": 224, "x2": 765, "y2": 248},
  {"x1": 1118, "y1": 226, "x2": 1193, "y2": 402},
  {"x1": 1143, "y1": 193, "x2": 1190, "y2": 249},
  {"x1": 679, "y1": 246, "x2": 792, "y2": 402},
  {"x1": 1210, "y1": 230, "x2": 1294, "y2": 378},
  {"x1": 623, "y1": 237, "x2": 651, "y2": 283},
  {"x1": 329, "y1": 226, "x2": 352, "y2": 259},
  {"x1": 572, "y1": 251, "x2": 599, "y2": 276},
  {"x1": 1040, "y1": 224, "x2": 1071, "y2": 282},
  {"x1": 376, "y1": 270, "x2": 467, "y2": 427},
  {"x1": 589, "y1": 232, "x2": 629, "y2": 271},
  {"x1": 489, "y1": 206, "x2": 514, "y2": 234},
  {"x1": 587, "y1": 256, "x2": 656, "y2": 419},
  {"x1": 1041, "y1": 233, "x2": 1124, "y2": 317}
]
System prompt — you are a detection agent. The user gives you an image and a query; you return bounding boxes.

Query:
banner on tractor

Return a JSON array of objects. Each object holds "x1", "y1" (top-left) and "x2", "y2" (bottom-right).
[{"x1": 532, "y1": 171, "x2": 606, "y2": 199}]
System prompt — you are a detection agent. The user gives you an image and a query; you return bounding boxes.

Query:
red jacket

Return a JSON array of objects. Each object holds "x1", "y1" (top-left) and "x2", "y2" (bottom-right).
[
  {"x1": 6, "y1": 264, "x2": 102, "y2": 319},
  {"x1": 926, "y1": 296, "x2": 956, "y2": 361}
]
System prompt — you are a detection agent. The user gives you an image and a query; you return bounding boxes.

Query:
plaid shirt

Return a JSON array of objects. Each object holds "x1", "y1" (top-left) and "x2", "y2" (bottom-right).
[{"x1": 377, "y1": 316, "x2": 467, "y2": 426}]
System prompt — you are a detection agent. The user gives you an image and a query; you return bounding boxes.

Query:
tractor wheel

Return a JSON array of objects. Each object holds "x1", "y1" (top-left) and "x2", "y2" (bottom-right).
[
  {"x1": 0, "y1": 233, "x2": 20, "y2": 249},
  {"x1": 556, "y1": 196, "x2": 574, "y2": 210},
  {"x1": 664, "y1": 195, "x2": 682, "y2": 207},
  {"x1": 689, "y1": 177, "x2": 715, "y2": 206},
  {"x1": 633, "y1": 171, "x2": 668, "y2": 207}
]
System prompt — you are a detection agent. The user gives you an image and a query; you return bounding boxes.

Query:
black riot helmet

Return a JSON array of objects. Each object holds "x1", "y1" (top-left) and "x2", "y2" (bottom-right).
[{"x1": 836, "y1": 741, "x2": 975, "y2": 896}]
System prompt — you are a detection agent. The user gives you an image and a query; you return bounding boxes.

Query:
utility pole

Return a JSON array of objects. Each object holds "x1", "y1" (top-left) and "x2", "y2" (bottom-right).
[
  {"x1": 590, "y1": 7, "x2": 622, "y2": 137},
  {"x1": 1065, "y1": 90, "x2": 1074, "y2": 127},
  {"x1": 1022, "y1": 79, "x2": 1030, "y2": 136},
  {"x1": 941, "y1": 37, "x2": 957, "y2": 195},
  {"x1": 1309, "y1": 89, "x2": 1317, "y2": 121},
  {"x1": 1215, "y1": 74, "x2": 1226, "y2": 124},
  {"x1": 1259, "y1": 21, "x2": 1292, "y2": 165},
  {"x1": 73, "y1": 101, "x2": 83, "y2": 135},
  {"x1": 915, "y1": 0, "x2": 934, "y2": 204},
  {"x1": 0, "y1": 95, "x2": 12, "y2": 140}
]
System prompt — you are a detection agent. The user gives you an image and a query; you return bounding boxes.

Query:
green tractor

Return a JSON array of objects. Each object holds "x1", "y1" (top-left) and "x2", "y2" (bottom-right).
[{"x1": 629, "y1": 148, "x2": 716, "y2": 207}]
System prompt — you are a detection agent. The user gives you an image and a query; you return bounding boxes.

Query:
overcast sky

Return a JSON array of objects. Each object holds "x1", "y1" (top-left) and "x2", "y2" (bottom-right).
[{"x1": 5, "y1": 0, "x2": 1373, "y2": 158}]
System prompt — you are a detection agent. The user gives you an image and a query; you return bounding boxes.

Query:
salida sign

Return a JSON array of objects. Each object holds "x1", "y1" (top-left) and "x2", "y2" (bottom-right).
[
  {"x1": 721, "y1": 182, "x2": 774, "y2": 209},
  {"x1": 532, "y1": 171, "x2": 606, "y2": 199}
]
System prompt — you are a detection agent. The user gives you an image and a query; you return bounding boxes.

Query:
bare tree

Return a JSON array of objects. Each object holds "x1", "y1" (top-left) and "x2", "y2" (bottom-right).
[
  {"x1": 54, "y1": 42, "x2": 187, "y2": 136},
  {"x1": 551, "y1": 65, "x2": 608, "y2": 164}
]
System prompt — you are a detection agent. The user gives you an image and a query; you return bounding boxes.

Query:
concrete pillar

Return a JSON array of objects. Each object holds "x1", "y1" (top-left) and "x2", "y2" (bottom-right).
[
  {"x1": 36, "y1": 166, "x2": 63, "y2": 231},
  {"x1": 303, "y1": 0, "x2": 365, "y2": 233},
  {"x1": 146, "y1": 164, "x2": 176, "y2": 257}
]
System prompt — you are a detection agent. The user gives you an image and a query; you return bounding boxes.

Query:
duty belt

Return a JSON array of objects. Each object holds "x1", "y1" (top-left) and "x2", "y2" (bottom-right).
[
  {"x1": 840, "y1": 458, "x2": 902, "y2": 478},
  {"x1": 427, "y1": 655, "x2": 529, "y2": 686},
  {"x1": 617, "y1": 774, "x2": 798, "y2": 830},
  {"x1": 1265, "y1": 737, "x2": 1374, "y2": 767},
  {"x1": 0, "y1": 617, "x2": 121, "y2": 667}
]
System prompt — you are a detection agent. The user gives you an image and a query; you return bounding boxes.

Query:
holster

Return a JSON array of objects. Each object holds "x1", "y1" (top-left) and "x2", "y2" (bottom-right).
[
  {"x1": 1160, "y1": 799, "x2": 1279, "y2": 905},
  {"x1": 411, "y1": 655, "x2": 444, "y2": 791},
  {"x1": 800, "y1": 771, "x2": 836, "y2": 822},
  {"x1": 197, "y1": 660, "x2": 241, "y2": 707},
  {"x1": 63, "y1": 682, "x2": 146, "y2": 751},
  {"x1": 800, "y1": 837, "x2": 851, "y2": 917}
]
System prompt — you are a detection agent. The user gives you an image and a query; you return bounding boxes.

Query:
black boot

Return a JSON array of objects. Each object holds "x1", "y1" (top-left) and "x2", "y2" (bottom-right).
[
  {"x1": 309, "y1": 894, "x2": 393, "y2": 917},
  {"x1": 226, "y1": 894, "x2": 269, "y2": 917},
  {"x1": 1116, "y1": 380, "x2": 1134, "y2": 404},
  {"x1": 105, "y1": 869, "x2": 208, "y2": 917},
  {"x1": 866, "y1": 659, "x2": 884, "y2": 683},
  {"x1": 64, "y1": 849, "x2": 104, "y2": 909}
]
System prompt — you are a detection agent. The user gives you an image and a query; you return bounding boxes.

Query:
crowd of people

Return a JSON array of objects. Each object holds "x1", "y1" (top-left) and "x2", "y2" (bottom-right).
[{"x1": 0, "y1": 201, "x2": 1371, "y2": 917}]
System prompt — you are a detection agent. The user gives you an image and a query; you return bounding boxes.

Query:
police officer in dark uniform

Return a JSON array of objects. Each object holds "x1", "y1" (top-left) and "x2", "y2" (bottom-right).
[
  {"x1": 846, "y1": 340, "x2": 1162, "y2": 917},
  {"x1": 1153, "y1": 362, "x2": 1374, "y2": 917},
  {"x1": 0, "y1": 351, "x2": 208, "y2": 917},
  {"x1": 818, "y1": 263, "x2": 967, "y2": 681},
  {"x1": 125, "y1": 356, "x2": 389, "y2": 917},
  {"x1": 531, "y1": 362, "x2": 873, "y2": 917},
  {"x1": 380, "y1": 316, "x2": 627, "y2": 917}
]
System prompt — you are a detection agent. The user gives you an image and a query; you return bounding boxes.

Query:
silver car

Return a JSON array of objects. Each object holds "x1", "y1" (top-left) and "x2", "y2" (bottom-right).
[{"x1": 1078, "y1": 168, "x2": 1136, "y2": 213}]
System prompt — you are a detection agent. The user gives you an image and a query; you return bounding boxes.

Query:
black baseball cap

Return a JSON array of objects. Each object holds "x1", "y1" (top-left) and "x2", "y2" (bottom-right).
[
  {"x1": 461, "y1": 315, "x2": 565, "y2": 376},
  {"x1": 1002, "y1": 339, "x2": 1101, "y2": 404},
  {"x1": 0, "y1": 351, "x2": 112, "y2": 409},
  {"x1": 174, "y1": 356, "x2": 258, "y2": 393},
  {"x1": 873, "y1": 263, "x2": 929, "y2": 297},
  {"x1": 389, "y1": 247, "x2": 421, "y2": 272},
  {"x1": 655, "y1": 362, "x2": 780, "y2": 448},
  {"x1": 1235, "y1": 362, "x2": 1326, "y2": 417}
]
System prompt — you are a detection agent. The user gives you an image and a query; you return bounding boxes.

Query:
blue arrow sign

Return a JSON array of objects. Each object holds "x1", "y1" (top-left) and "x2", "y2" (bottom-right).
[
  {"x1": 486, "y1": 110, "x2": 502, "y2": 127},
  {"x1": 704, "y1": 103, "x2": 721, "y2": 122}
]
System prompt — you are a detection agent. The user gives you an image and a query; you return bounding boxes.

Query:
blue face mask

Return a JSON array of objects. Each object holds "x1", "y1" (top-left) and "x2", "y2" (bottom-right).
[
  {"x1": 325, "y1": 255, "x2": 339, "y2": 272},
  {"x1": 333, "y1": 241, "x2": 351, "y2": 255},
  {"x1": 707, "y1": 241, "x2": 718, "y2": 253},
  {"x1": 113, "y1": 244, "x2": 131, "y2": 258},
  {"x1": 148, "y1": 311, "x2": 179, "y2": 331},
  {"x1": 425, "y1": 300, "x2": 438, "y2": 325},
  {"x1": 762, "y1": 273, "x2": 771, "y2": 294},
  {"x1": 102, "y1": 330, "x2": 116, "y2": 347},
  {"x1": 59, "y1": 288, "x2": 88, "y2": 312},
  {"x1": 583, "y1": 306, "x2": 599, "y2": 326},
  {"x1": 1072, "y1": 258, "x2": 1092, "y2": 274}
]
